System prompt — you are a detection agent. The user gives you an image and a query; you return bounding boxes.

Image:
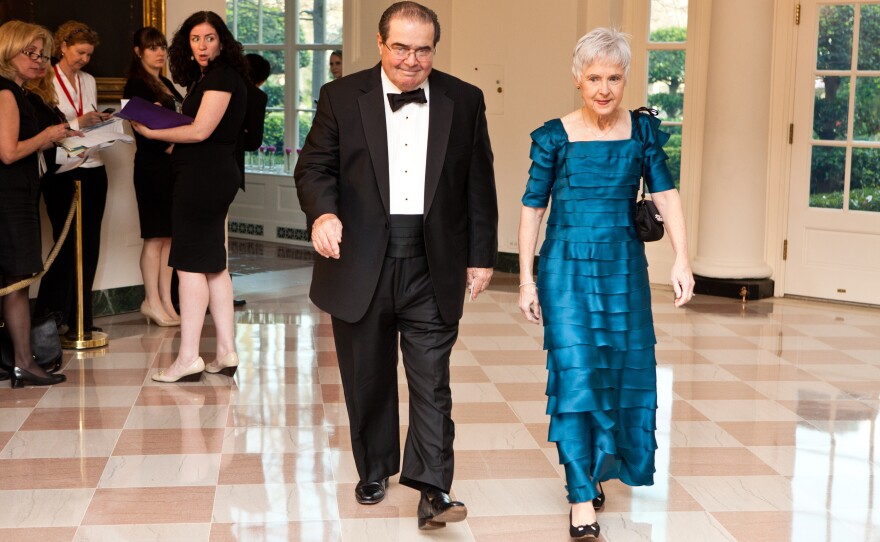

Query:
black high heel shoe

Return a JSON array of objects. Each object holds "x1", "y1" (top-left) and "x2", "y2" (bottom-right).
[
  {"x1": 9, "y1": 366, "x2": 66, "y2": 388},
  {"x1": 569, "y1": 509, "x2": 600, "y2": 540},
  {"x1": 592, "y1": 481, "x2": 605, "y2": 510}
]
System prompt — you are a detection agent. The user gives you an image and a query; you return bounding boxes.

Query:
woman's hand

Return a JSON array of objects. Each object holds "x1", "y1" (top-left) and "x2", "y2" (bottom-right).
[
  {"x1": 77, "y1": 110, "x2": 107, "y2": 128},
  {"x1": 130, "y1": 120, "x2": 155, "y2": 139},
  {"x1": 670, "y1": 255, "x2": 695, "y2": 308},
  {"x1": 41, "y1": 123, "x2": 83, "y2": 149},
  {"x1": 519, "y1": 283, "x2": 542, "y2": 323}
]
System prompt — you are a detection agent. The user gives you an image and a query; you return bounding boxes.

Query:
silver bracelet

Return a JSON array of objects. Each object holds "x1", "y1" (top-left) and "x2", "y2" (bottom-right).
[{"x1": 519, "y1": 281, "x2": 536, "y2": 288}]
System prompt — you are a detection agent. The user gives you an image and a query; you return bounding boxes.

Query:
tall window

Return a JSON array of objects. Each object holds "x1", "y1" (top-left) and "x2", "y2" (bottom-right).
[
  {"x1": 646, "y1": 0, "x2": 687, "y2": 188},
  {"x1": 227, "y1": 0, "x2": 342, "y2": 174}
]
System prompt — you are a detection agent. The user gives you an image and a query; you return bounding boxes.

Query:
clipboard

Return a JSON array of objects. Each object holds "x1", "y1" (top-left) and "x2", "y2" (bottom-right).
[{"x1": 116, "y1": 95, "x2": 194, "y2": 129}]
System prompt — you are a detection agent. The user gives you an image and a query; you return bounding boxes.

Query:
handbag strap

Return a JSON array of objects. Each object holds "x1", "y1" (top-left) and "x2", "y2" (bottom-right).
[{"x1": 632, "y1": 107, "x2": 659, "y2": 201}]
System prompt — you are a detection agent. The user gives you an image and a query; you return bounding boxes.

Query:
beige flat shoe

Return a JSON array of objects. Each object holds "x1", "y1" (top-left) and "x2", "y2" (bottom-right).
[
  {"x1": 151, "y1": 357, "x2": 205, "y2": 383},
  {"x1": 205, "y1": 352, "x2": 239, "y2": 377}
]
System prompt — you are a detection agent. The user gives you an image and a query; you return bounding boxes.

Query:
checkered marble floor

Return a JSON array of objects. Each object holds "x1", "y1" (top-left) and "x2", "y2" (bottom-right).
[{"x1": 1, "y1": 257, "x2": 879, "y2": 541}]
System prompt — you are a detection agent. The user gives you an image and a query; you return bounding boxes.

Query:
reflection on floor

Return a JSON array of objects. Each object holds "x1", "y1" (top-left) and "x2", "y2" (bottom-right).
[{"x1": 1, "y1": 239, "x2": 878, "y2": 541}]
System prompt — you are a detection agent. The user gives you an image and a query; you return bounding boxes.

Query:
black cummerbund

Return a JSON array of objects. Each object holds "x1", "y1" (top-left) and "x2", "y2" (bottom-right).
[{"x1": 387, "y1": 214, "x2": 425, "y2": 258}]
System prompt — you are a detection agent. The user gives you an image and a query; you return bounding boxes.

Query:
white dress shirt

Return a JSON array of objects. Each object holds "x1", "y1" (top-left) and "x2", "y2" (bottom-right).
[
  {"x1": 381, "y1": 68, "x2": 429, "y2": 215},
  {"x1": 53, "y1": 67, "x2": 103, "y2": 168}
]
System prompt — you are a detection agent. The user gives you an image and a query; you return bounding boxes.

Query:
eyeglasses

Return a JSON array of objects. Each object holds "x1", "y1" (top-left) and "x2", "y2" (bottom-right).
[
  {"x1": 21, "y1": 50, "x2": 50, "y2": 63},
  {"x1": 382, "y1": 42, "x2": 434, "y2": 61}
]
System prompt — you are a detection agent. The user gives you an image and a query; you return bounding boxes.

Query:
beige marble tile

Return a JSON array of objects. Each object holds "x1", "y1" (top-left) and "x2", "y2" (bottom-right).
[
  {"x1": 212, "y1": 482, "x2": 339, "y2": 523},
  {"x1": 124, "y1": 405, "x2": 228, "y2": 429},
  {"x1": 82, "y1": 486, "x2": 215, "y2": 525},
  {"x1": 73, "y1": 523, "x2": 211, "y2": 542},
  {"x1": 58, "y1": 369, "x2": 150, "y2": 387},
  {"x1": 209, "y1": 521, "x2": 342, "y2": 542},
  {"x1": 802, "y1": 364, "x2": 880, "y2": 382},
  {"x1": 469, "y1": 350, "x2": 547, "y2": 365},
  {"x1": 228, "y1": 404, "x2": 326, "y2": 428},
  {"x1": 0, "y1": 388, "x2": 47, "y2": 408},
  {"x1": 0, "y1": 457, "x2": 107, "y2": 489},
  {"x1": 218, "y1": 452, "x2": 334, "y2": 485},
  {"x1": 669, "y1": 447, "x2": 778, "y2": 476},
  {"x1": 1, "y1": 429, "x2": 121, "y2": 459},
  {"x1": 673, "y1": 381, "x2": 767, "y2": 401},
  {"x1": 451, "y1": 478, "x2": 567, "y2": 516},
  {"x1": 99, "y1": 454, "x2": 222, "y2": 488},
  {"x1": 113, "y1": 428, "x2": 225, "y2": 455},
  {"x1": 507, "y1": 401, "x2": 550, "y2": 424},
  {"x1": 0, "y1": 408, "x2": 32, "y2": 432},
  {"x1": 449, "y1": 383, "x2": 505, "y2": 403},
  {"x1": 0, "y1": 488, "x2": 94, "y2": 527},
  {"x1": 20, "y1": 407, "x2": 130, "y2": 431},
  {"x1": 0, "y1": 528, "x2": 78, "y2": 542},
  {"x1": 600, "y1": 511, "x2": 737, "y2": 542},
  {"x1": 335, "y1": 482, "x2": 418, "y2": 519},
  {"x1": 779, "y1": 349, "x2": 861, "y2": 365},
  {"x1": 455, "y1": 449, "x2": 559, "y2": 480},
  {"x1": 452, "y1": 402, "x2": 520, "y2": 424},
  {"x1": 481, "y1": 365, "x2": 547, "y2": 384},
  {"x1": 135, "y1": 385, "x2": 232, "y2": 406}
]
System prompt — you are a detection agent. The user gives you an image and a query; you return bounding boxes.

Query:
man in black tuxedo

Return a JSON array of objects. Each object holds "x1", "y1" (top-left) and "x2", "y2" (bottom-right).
[{"x1": 294, "y1": 1, "x2": 497, "y2": 531}]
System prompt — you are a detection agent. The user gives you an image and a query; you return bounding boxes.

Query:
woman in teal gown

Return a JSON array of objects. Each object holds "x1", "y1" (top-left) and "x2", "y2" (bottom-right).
[{"x1": 517, "y1": 28, "x2": 694, "y2": 540}]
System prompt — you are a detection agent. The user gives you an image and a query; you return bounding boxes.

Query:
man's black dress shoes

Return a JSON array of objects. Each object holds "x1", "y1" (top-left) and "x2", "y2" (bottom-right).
[
  {"x1": 355, "y1": 478, "x2": 388, "y2": 504},
  {"x1": 417, "y1": 488, "x2": 468, "y2": 530}
]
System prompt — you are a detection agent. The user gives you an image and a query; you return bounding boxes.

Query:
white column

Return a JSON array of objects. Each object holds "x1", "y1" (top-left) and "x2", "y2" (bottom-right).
[{"x1": 691, "y1": 0, "x2": 774, "y2": 279}]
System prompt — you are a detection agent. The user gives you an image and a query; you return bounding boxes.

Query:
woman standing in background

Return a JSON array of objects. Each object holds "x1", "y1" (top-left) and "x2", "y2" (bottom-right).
[
  {"x1": 35, "y1": 20, "x2": 111, "y2": 338},
  {"x1": 124, "y1": 26, "x2": 183, "y2": 327}
]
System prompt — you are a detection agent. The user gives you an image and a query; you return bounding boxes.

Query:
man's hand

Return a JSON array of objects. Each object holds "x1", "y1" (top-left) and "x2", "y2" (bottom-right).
[
  {"x1": 312, "y1": 213, "x2": 342, "y2": 259},
  {"x1": 466, "y1": 267, "x2": 493, "y2": 301}
]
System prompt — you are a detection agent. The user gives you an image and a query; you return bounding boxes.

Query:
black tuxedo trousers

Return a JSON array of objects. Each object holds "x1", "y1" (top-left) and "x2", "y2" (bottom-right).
[{"x1": 331, "y1": 252, "x2": 458, "y2": 493}]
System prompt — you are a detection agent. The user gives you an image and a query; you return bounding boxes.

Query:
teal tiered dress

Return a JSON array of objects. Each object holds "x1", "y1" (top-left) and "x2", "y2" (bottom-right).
[{"x1": 522, "y1": 112, "x2": 674, "y2": 504}]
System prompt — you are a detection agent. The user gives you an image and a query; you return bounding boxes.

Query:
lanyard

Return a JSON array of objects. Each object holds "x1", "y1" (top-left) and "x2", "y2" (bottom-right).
[{"x1": 53, "y1": 64, "x2": 83, "y2": 117}]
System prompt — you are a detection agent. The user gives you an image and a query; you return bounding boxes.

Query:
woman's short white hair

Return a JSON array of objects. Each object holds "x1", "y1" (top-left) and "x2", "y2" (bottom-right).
[{"x1": 571, "y1": 27, "x2": 631, "y2": 79}]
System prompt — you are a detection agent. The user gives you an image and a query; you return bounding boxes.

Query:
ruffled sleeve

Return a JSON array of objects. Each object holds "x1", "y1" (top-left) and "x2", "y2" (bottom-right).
[
  {"x1": 635, "y1": 112, "x2": 675, "y2": 193},
  {"x1": 521, "y1": 120, "x2": 565, "y2": 208}
]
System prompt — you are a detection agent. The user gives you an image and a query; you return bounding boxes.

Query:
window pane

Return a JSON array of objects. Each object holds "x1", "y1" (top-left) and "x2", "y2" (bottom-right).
[
  {"x1": 649, "y1": 0, "x2": 688, "y2": 40},
  {"x1": 228, "y1": 0, "x2": 259, "y2": 44},
  {"x1": 261, "y1": 0, "x2": 286, "y2": 45},
  {"x1": 851, "y1": 148, "x2": 880, "y2": 212},
  {"x1": 647, "y1": 49, "x2": 686, "y2": 121},
  {"x1": 813, "y1": 75, "x2": 850, "y2": 141},
  {"x1": 297, "y1": 110, "x2": 316, "y2": 150},
  {"x1": 857, "y1": 4, "x2": 880, "y2": 70},
  {"x1": 661, "y1": 124, "x2": 682, "y2": 189},
  {"x1": 809, "y1": 146, "x2": 846, "y2": 209},
  {"x1": 854, "y1": 76, "x2": 880, "y2": 141},
  {"x1": 298, "y1": 0, "x2": 343, "y2": 44},
  {"x1": 297, "y1": 49, "x2": 331, "y2": 109},
  {"x1": 817, "y1": 4, "x2": 854, "y2": 70}
]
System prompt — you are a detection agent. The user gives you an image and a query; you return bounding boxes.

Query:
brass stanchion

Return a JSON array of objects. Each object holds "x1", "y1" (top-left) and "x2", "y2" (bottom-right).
[{"x1": 61, "y1": 180, "x2": 108, "y2": 350}]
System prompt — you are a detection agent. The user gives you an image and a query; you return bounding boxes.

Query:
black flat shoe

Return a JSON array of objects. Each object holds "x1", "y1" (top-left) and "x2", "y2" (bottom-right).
[
  {"x1": 355, "y1": 477, "x2": 388, "y2": 504},
  {"x1": 9, "y1": 366, "x2": 66, "y2": 388},
  {"x1": 592, "y1": 481, "x2": 605, "y2": 510},
  {"x1": 569, "y1": 509, "x2": 600, "y2": 540},
  {"x1": 417, "y1": 488, "x2": 467, "y2": 530}
]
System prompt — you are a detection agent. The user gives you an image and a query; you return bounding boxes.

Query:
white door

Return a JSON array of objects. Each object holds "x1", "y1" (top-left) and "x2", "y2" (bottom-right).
[{"x1": 786, "y1": 0, "x2": 880, "y2": 305}]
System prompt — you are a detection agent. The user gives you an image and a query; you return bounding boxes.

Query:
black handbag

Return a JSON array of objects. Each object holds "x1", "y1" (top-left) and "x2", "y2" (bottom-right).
[
  {"x1": 0, "y1": 316, "x2": 64, "y2": 372},
  {"x1": 633, "y1": 107, "x2": 665, "y2": 242}
]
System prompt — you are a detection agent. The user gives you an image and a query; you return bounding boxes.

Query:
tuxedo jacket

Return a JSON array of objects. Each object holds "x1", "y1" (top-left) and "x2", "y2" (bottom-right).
[{"x1": 295, "y1": 64, "x2": 498, "y2": 324}]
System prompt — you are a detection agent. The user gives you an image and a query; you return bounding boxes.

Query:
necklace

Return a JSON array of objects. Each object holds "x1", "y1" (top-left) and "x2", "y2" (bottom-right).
[{"x1": 580, "y1": 107, "x2": 618, "y2": 140}]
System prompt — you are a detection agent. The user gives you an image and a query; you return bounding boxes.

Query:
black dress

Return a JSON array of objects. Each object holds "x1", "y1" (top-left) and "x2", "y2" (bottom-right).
[
  {"x1": 123, "y1": 76, "x2": 183, "y2": 239},
  {"x1": 0, "y1": 77, "x2": 42, "y2": 277},
  {"x1": 170, "y1": 61, "x2": 246, "y2": 273}
]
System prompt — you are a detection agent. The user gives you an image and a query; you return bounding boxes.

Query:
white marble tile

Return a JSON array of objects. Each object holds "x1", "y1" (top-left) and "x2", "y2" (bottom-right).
[
  {"x1": 600, "y1": 511, "x2": 737, "y2": 542},
  {"x1": 451, "y1": 478, "x2": 567, "y2": 516},
  {"x1": 688, "y1": 400, "x2": 802, "y2": 422},
  {"x1": 222, "y1": 426, "x2": 330, "y2": 454},
  {"x1": 73, "y1": 523, "x2": 211, "y2": 542},
  {"x1": 0, "y1": 408, "x2": 32, "y2": 432},
  {"x1": 449, "y1": 383, "x2": 504, "y2": 403},
  {"x1": 123, "y1": 405, "x2": 228, "y2": 429},
  {"x1": 0, "y1": 429, "x2": 121, "y2": 459},
  {"x1": 507, "y1": 401, "x2": 550, "y2": 424},
  {"x1": 0, "y1": 488, "x2": 94, "y2": 527},
  {"x1": 675, "y1": 475, "x2": 794, "y2": 512},
  {"x1": 669, "y1": 421, "x2": 742, "y2": 448},
  {"x1": 481, "y1": 365, "x2": 547, "y2": 384},
  {"x1": 212, "y1": 482, "x2": 339, "y2": 523},
  {"x1": 339, "y1": 518, "x2": 474, "y2": 542},
  {"x1": 36, "y1": 386, "x2": 142, "y2": 409},
  {"x1": 99, "y1": 454, "x2": 222, "y2": 488},
  {"x1": 453, "y1": 423, "x2": 539, "y2": 450}
]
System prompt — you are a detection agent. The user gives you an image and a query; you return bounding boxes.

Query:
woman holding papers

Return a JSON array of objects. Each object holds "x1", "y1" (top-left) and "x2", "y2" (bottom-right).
[
  {"x1": 124, "y1": 27, "x2": 183, "y2": 327},
  {"x1": 0, "y1": 21, "x2": 69, "y2": 387},
  {"x1": 131, "y1": 11, "x2": 247, "y2": 382},
  {"x1": 35, "y1": 20, "x2": 111, "y2": 338}
]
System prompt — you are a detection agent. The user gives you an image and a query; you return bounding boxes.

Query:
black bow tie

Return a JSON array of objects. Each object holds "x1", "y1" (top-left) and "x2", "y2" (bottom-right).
[{"x1": 387, "y1": 88, "x2": 427, "y2": 112}]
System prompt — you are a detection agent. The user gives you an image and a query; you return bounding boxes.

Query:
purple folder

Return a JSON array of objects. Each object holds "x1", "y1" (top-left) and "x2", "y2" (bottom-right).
[{"x1": 116, "y1": 95, "x2": 193, "y2": 129}]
